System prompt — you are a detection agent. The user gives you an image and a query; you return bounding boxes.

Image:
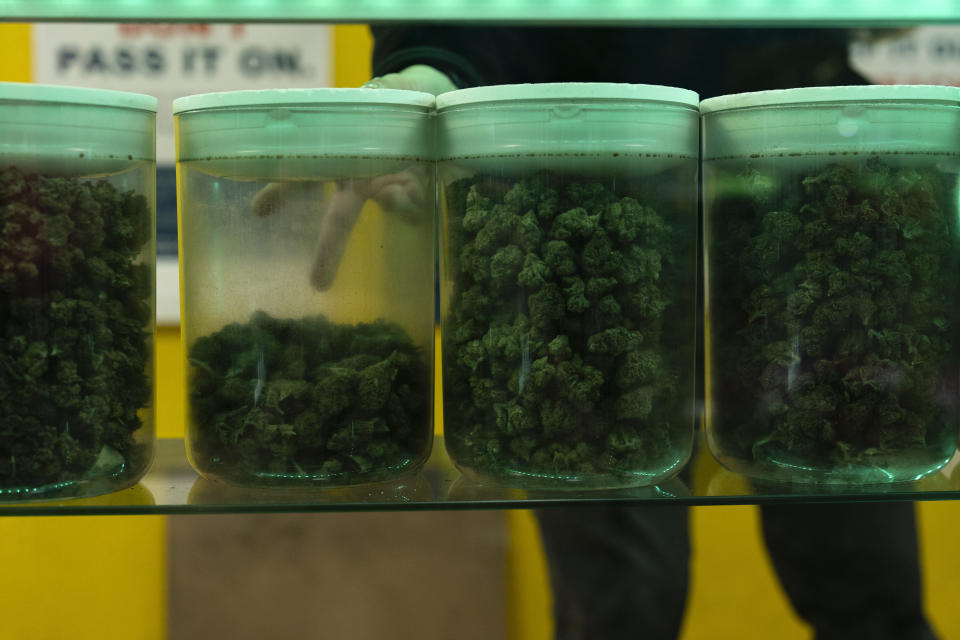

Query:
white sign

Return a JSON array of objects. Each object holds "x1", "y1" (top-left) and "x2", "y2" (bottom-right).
[
  {"x1": 851, "y1": 26, "x2": 960, "y2": 87},
  {"x1": 33, "y1": 23, "x2": 332, "y2": 163}
]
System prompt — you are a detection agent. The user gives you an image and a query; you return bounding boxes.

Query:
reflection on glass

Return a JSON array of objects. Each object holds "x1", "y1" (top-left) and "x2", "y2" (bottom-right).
[
  {"x1": 188, "y1": 472, "x2": 433, "y2": 506},
  {"x1": 0, "y1": 482, "x2": 156, "y2": 509},
  {"x1": 446, "y1": 473, "x2": 691, "y2": 502}
]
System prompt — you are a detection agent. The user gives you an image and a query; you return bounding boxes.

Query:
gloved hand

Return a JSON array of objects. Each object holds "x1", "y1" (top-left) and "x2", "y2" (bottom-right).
[
  {"x1": 252, "y1": 65, "x2": 455, "y2": 291},
  {"x1": 363, "y1": 64, "x2": 457, "y2": 95}
]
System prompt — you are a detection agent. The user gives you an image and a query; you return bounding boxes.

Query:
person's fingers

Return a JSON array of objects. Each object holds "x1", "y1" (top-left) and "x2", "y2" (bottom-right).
[
  {"x1": 363, "y1": 64, "x2": 457, "y2": 95},
  {"x1": 253, "y1": 172, "x2": 428, "y2": 290},
  {"x1": 310, "y1": 182, "x2": 368, "y2": 291},
  {"x1": 258, "y1": 64, "x2": 447, "y2": 290},
  {"x1": 309, "y1": 168, "x2": 428, "y2": 289},
  {"x1": 251, "y1": 181, "x2": 324, "y2": 217},
  {"x1": 366, "y1": 168, "x2": 426, "y2": 223},
  {"x1": 251, "y1": 182, "x2": 286, "y2": 217},
  {"x1": 371, "y1": 182, "x2": 420, "y2": 221}
]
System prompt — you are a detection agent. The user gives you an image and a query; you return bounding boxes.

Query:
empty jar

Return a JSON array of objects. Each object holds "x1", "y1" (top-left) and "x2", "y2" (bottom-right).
[
  {"x1": 175, "y1": 89, "x2": 436, "y2": 486},
  {"x1": 437, "y1": 83, "x2": 699, "y2": 488},
  {"x1": 0, "y1": 82, "x2": 157, "y2": 500},
  {"x1": 702, "y1": 85, "x2": 960, "y2": 483}
]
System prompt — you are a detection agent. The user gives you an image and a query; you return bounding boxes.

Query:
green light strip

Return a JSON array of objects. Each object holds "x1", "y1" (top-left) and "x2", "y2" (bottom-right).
[{"x1": 2, "y1": 0, "x2": 959, "y2": 24}]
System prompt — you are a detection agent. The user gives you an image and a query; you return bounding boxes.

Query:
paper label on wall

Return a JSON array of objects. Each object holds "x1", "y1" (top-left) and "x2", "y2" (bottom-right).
[
  {"x1": 33, "y1": 23, "x2": 332, "y2": 163},
  {"x1": 850, "y1": 26, "x2": 960, "y2": 86}
]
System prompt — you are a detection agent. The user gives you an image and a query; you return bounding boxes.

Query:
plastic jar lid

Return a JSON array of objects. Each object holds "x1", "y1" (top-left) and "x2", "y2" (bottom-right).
[
  {"x1": 0, "y1": 81, "x2": 157, "y2": 112},
  {"x1": 437, "y1": 82, "x2": 699, "y2": 110},
  {"x1": 437, "y1": 83, "x2": 699, "y2": 176},
  {"x1": 701, "y1": 85, "x2": 960, "y2": 163},
  {"x1": 700, "y1": 85, "x2": 960, "y2": 114},
  {"x1": 174, "y1": 87, "x2": 434, "y2": 113},
  {"x1": 175, "y1": 88, "x2": 435, "y2": 180},
  {"x1": 0, "y1": 82, "x2": 157, "y2": 176}
]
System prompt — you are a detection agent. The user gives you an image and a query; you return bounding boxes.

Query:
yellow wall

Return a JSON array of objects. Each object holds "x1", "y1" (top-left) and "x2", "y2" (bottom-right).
[
  {"x1": 0, "y1": 23, "x2": 30, "y2": 82},
  {"x1": 0, "y1": 516, "x2": 166, "y2": 640},
  {"x1": 156, "y1": 327, "x2": 186, "y2": 439},
  {"x1": 333, "y1": 24, "x2": 373, "y2": 87},
  {"x1": 919, "y1": 501, "x2": 960, "y2": 639}
]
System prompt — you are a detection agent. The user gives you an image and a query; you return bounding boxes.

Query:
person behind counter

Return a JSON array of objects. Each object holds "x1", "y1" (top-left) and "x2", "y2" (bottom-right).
[
  {"x1": 252, "y1": 25, "x2": 936, "y2": 640},
  {"x1": 367, "y1": 26, "x2": 936, "y2": 640}
]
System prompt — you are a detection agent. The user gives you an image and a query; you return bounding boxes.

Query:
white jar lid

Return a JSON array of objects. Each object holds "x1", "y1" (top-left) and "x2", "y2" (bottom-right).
[
  {"x1": 437, "y1": 82, "x2": 699, "y2": 177},
  {"x1": 175, "y1": 88, "x2": 435, "y2": 180},
  {"x1": 700, "y1": 85, "x2": 960, "y2": 114},
  {"x1": 701, "y1": 85, "x2": 960, "y2": 164},
  {"x1": 437, "y1": 82, "x2": 698, "y2": 110},
  {"x1": 0, "y1": 82, "x2": 157, "y2": 111},
  {"x1": 174, "y1": 87, "x2": 434, "y2": 114},
  {"x1": 1, "y1": 82, "x2": 157, "y2": 176}
]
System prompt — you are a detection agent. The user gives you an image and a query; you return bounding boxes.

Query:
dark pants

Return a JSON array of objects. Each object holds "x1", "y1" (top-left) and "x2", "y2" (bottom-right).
[{"x1": 535, "y1": 502, "x2": 936, "y2": 640}]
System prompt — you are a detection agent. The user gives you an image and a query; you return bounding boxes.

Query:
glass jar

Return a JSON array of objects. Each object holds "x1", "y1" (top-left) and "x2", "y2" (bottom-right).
[
  {"x1": 175, "y1": 89, "x2": 436, "y2": 487},
  {"x1": 437, "y1": 83, "x2": 699, "y2": 488},
  {"x1": 0, "y1": 82, "x2": 157, "y2": 500},
  {"x1": 702, "y1": 85, "x2": 960, "y2": 484}
]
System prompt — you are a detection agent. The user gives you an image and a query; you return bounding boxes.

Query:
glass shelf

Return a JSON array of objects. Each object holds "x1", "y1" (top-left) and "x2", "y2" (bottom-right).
[
  {"x1": 2, "y1": 437, "x2": 960, "y2": 516},
  {"x1": 2, "y1": 0, "x2": 959, "y2": 24}
]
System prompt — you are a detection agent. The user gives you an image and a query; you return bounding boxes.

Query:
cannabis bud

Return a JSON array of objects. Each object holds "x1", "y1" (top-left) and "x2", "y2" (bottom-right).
[
  {"x1": 0, "y1": 166, "x2": 152, "y2": 496},
  {"x1": 442, "y1": 171, "x2": 695, "y2": 486},
  {"x1": 188, "y1": 311, "x2": 431, "y2": 485},
  {"x1": 707, "y1": 157, "x2": 960, "y2": 481}
]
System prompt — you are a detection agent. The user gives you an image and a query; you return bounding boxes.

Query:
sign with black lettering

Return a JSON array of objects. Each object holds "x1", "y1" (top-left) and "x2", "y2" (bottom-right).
[
  {"x1": 33, "y1": 23, "x2": 332, "y2": 163},
  {"x1": 850, "y1": 26, "x2": 960, "y2": 87}
]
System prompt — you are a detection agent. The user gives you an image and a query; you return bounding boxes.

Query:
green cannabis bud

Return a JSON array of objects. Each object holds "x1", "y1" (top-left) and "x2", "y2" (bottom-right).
[
  {"x1": 708, "y1": 157, "x2": 960, "y2": 480},
  {"x1": 0, "y1": 166, "x2": 152, "y2": 496},
  {"x1": 188, "y1": 311, "x2": 430, "y2": 485},
  {"x1": 442, "y1": 171, "x2": 695, "y2": 486}
]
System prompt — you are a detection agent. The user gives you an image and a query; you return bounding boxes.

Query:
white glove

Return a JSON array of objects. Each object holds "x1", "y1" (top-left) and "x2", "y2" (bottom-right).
[{"x1": 363, "y1": 64, "x2": 457, "y2": 95}]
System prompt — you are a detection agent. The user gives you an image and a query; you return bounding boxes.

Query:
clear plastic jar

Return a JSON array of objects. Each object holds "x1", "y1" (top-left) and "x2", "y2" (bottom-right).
[
  {"x1": 0, "y1": 82, "x2": 157, "y2": 500},
  {"x1": 702, "y1": 85, "x2": 960, "y2": 484},
  {"x1": 437, "y1": 83, "x2": 699, "y2": 488},
  {"x1": 175, "y1": 89, "x2": 435, "y2": 487}
]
